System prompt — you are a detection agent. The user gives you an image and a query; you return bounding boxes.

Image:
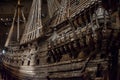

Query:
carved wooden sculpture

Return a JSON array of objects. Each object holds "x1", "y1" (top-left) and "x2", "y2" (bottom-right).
[{"x1": 0, "y1": 0, "x2": 119, "y2": 80}]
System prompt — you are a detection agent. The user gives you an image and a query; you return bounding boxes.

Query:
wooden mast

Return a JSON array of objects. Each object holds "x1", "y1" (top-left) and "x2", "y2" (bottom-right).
[{"x1": 17, "y1": 0, "x2": 20, "y2": 42}]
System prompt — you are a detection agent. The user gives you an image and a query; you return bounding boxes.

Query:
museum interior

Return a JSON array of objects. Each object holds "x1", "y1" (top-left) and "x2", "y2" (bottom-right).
[{"x1": 0, "y1": 0, "x2": 120, "y2": 80}]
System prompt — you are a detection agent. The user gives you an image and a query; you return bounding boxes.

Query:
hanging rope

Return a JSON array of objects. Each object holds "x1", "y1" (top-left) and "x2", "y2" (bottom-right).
[
  {"x1": 52, "y1": 0, "x2": 70, "y2": 26},
  {"x1": 5, "y1": 9, "x2": 17, "y2": 47},
  {"x1": 20, "y1": 0, "x2": 43, "y2": 44},
  {"x1": 94, "y1": 3, "x2": 100, "y2": 29},
  {"x1": 47, "y1": 0, "x2": 60, "y2": 18},
  {"x1": 5, "y1": 0, "x2": 26, "y2": 47}
]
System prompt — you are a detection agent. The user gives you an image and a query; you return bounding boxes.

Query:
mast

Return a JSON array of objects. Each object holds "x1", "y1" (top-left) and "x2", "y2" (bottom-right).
[
  {"x1": 17, "y1": 0, "x2": 20, "y2": 42},
  {"x1": 5, "y1": 0, "x2": 25, "y2": 47}
]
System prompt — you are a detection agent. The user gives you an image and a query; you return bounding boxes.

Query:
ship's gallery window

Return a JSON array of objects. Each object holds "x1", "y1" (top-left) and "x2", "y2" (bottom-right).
[
  {"x1": 22, "y1": 61, "x2": 24, "y2": 65},
  {"x1": 36, "y1": 59, "x2": 40, "y2": 65},
  {"x1": 35, "y1": 47, "x2": 38, "y2": 50},
  {"x1": 27, "y1": 61, "x2": 30, "y2": 66},
  {"x1": 16, "y1": 60, "x2": 18, "y2": 63}
]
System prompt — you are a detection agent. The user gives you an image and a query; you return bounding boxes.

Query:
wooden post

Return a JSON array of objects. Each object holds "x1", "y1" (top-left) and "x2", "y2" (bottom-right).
[{"x1": 17, "y1": 0, "x2": 21, "y2": 42}]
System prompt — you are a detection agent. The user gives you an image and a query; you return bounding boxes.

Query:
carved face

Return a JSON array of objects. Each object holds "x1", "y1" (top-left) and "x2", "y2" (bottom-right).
[
  {"x1": 79, "y1": 37, "x2": 85, "y2": 47},
  {"x1": 93, "y1": 33, "x2": 98, "y2": 43},
  {"x1": 73, "y1": 41, "x2": 78, "y2": 48},
  {"x1": 56, "y1": 38, "x2": 60, "y2": 44},
  {"x1": 61, "y1": 36, "x2": 65, "y2": 42},
  {"x1": 102, "y1": 28, "x2": 112, "y2": 39},
  {"x1": 75, "y1": 29, "x2": 81, "y2": 37}
]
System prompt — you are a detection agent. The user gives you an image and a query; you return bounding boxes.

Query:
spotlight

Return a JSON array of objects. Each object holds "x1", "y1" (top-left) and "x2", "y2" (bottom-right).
[
  {"x1": 2, "y1": 49, "x2": 6, "y2": 54},
  {"x1": 0, "y1": 18, "x2": 3, "y2": 21}
]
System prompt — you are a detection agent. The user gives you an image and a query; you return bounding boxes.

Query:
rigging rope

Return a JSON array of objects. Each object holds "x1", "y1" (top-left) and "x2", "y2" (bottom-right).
[{"x1": 20, "y1": 0, "x2": 43, "y2": 44}]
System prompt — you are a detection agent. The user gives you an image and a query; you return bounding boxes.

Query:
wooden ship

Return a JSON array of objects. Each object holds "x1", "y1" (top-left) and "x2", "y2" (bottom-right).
[{"x1": 0, "y1": 0, "x2": 120, "y2": 80}]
